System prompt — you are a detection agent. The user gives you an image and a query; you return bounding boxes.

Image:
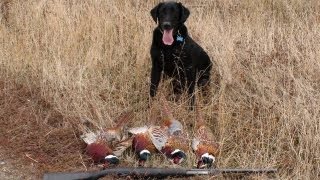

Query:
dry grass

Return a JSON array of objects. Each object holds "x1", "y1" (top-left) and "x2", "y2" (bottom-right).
[{"x1": 0, "y1": 0, "x2": 320, "y2": 179}]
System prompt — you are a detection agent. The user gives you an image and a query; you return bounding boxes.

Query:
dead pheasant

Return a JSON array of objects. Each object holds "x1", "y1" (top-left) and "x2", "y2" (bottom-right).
[
  {"x1": 81, "y1": 111, "x2": 134, "y2": 167},
  {"x1": 83, "y1": 137, "x2": 133, "y2": 168},
  {"x1": 192, "y1": 106, "x2": 219, "y2": 168},
  {"x1": 129, "y1": 125, "x2": 166, "y2": 166},
  {"x1": 82, "y1": 133, "x2": 118, "y2": 168},
  {"x1": 128, "y1": 96, "x2": 188, "y2": 166},
  {"x1": 156, "y1": 95, "x2": 189, "y2": 164}
]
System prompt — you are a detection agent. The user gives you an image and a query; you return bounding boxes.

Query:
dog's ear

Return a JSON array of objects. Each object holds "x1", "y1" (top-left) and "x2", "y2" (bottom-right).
[
  {"x1": 150, "y1": 3, "x2": 163, "y2": 23},
  {"x1": 178, "y1": 2, "x2": 190, "y2": 23}
]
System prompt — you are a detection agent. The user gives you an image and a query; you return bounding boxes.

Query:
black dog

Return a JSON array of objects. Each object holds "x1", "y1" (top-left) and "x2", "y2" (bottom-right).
[{"x1": 149, "y1": 1, "x2": 212, "y2": 106}]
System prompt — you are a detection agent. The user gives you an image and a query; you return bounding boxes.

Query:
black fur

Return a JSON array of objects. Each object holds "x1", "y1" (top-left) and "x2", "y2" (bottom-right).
[{"x1": 149, "y1": 2, "x2": 212, "y2": 106}]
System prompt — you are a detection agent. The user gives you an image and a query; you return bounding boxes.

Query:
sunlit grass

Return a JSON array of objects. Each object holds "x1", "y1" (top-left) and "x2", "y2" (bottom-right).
[{"x1": 0, "y1": 0, "x2": 319, "y2": 179}]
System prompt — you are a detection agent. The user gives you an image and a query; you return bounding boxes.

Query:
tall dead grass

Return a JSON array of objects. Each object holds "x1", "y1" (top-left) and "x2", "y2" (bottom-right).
[{"x1": 0, "y1": 0, "x2": 319, "y2": 179}]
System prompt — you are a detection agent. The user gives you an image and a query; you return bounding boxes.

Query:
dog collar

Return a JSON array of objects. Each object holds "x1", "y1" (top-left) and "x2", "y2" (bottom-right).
[{"x1": 176, "y1": 30, "x2": 184, "y2": 42}]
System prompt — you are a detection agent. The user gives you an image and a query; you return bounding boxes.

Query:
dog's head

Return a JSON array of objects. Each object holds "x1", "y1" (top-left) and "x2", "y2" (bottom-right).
[{"x1": 151, "y1": 2, "x2": 190, "y2": 45}]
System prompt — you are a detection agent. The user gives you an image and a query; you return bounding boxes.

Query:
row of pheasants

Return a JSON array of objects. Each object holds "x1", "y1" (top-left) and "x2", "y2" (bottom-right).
[{"x1": 81, "y1": 95, "x2": 219, "y2": 169}]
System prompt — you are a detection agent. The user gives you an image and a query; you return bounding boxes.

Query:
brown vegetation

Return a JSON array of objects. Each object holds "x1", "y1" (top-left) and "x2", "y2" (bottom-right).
[{"x1": 0, "y1": 0, "x2": 319, "y2": 179}]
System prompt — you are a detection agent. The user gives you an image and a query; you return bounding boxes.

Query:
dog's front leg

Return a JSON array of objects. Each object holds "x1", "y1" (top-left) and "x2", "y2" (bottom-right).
[
  {"x1": 186, "y1": 66, "x2": 196, "y2": 109},
  {"x1": 150, "y1": 67, "x2": 161, "y2": 97},
  {"x1": 150, "y1": 44, "x2": 163, "y2": 98},
  {"x1": 150, "y1": 60, "x2": 162, "y2": 98}
]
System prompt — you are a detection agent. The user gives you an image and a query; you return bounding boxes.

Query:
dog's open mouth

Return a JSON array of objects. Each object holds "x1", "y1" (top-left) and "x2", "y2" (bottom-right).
[{"x1": 162, "y1": 29, "x2": 174, "y2": 45}]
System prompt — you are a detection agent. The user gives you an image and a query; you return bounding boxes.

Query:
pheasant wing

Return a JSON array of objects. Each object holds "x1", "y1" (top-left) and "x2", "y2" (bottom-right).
[
  {"x1": 81, "y1": 131, "x2": 99, "y2": 144},
  {"x1": 112, "y1": 137, "x2": 133, "y2": 156},
  {"x1": 148, "y1": 126, "x2": 168, "y2": 151},
  {"x1": 128, "y1": 126, "x2": 149, "y2": 135}
]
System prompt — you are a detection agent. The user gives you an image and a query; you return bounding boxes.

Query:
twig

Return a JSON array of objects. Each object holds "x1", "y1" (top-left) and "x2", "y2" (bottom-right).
[{"x1": 25, "y1": 153, "x2": 39, "y2": 163}]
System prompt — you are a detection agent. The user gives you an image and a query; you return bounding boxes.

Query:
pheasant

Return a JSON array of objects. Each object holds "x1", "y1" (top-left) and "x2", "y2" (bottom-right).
[
  {"x1": 129, "y1": 125, "x2": 167, "y2": 166},
  {"x1": 191, "y1": 106, "x2": 219, "y2": 168},
  {"x1": 82, "y1": 133, "x2": 118, "y2": 168},
  {"x1": 81, "y1": 111, "x2": 134, "y2": 167},
  {"x1": 129, "y1": 96, "x2": 188, "y2": 166},
  {"x1": 155, "y1": 95, "x2": 189, "y2": 164}
]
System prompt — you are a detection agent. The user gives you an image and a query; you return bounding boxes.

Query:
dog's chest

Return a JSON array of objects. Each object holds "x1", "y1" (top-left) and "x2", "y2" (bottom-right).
[{"x1": 161, "y1": 47, "x2": 190, "y2": 71}]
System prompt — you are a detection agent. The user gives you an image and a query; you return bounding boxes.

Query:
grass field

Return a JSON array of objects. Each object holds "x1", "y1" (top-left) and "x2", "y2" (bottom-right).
[{"x1": 0, "y1": 0, "x2": 319, "y2": 179}]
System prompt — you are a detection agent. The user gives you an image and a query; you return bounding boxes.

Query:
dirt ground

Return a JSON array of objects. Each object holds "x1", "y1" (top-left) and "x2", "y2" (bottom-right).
[
  {"x1": 0, "y1": 81, "x2": 91, "y2": 179},
  {"x1": 0, "y1": 149, "x2": 37, "y2": 180}
]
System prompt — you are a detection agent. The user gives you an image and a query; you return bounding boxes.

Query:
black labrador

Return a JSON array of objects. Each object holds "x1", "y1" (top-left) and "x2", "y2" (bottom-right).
[{"x1": 149, "y1": 1, "x2": 212, "y2": 106}]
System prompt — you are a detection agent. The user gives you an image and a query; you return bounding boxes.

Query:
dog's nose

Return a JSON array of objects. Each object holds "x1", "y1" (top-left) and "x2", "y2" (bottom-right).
[{"x1": 162, "y1": 22, "x2": 172, "y2": 30}]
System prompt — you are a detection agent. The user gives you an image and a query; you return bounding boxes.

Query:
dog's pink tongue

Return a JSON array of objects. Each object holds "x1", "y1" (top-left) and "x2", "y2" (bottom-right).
[{"x1": 162, "y1": 29, "x2": 174, "y2": 45}]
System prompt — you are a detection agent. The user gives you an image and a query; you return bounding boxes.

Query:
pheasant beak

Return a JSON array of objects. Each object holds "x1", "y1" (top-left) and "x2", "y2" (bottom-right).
[
  {"x1": 197, "y1": 153, "x2": 215, "y2": 168},
  {"x1": 173, "y1": 157, "x2": 183, "y2": 164},
  {"x1": 197, "y1": 160, "x2": 205, "y2": 168}
]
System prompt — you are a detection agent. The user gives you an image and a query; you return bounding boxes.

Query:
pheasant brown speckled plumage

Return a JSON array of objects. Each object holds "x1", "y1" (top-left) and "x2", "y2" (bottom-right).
[
  {"x1": 129, "y1": 126, "x2": 166, "y2": 166},
  {"x1": 101, "y1": 111, "x2": 134, "y2": 142},
  {"x1": 192, "y1": 106, "x2": 219, "y2": 168},
  {"x1": 155, "y1": 95, "x2": 189, "y2": 164},
  {"x1": 81, "y1": 111, "x2": 134, "y2": 167},
  {"x1": 129, "y1": 96, "x2": 189, "y2": 166}
]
